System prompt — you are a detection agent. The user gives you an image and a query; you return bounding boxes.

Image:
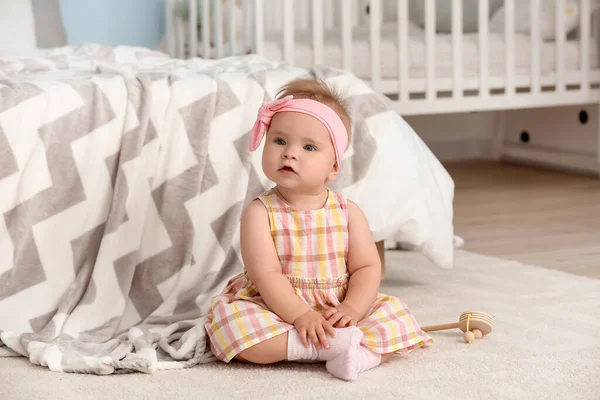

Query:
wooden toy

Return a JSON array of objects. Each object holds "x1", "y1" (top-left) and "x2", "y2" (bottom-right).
[{"x1": 420, "y1": 311, "x2": 493, "y2": 344}]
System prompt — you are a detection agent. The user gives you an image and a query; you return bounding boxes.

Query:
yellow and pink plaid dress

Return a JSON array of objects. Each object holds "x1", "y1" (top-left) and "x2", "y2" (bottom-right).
[{"x1": 205, "y1": 188, "x2": 432, "y2": 362}]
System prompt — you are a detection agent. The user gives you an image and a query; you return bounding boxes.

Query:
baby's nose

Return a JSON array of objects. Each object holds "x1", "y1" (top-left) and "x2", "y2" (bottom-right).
[{"x1": 283, "y1": 149, "x2": 297, "y2": 159}]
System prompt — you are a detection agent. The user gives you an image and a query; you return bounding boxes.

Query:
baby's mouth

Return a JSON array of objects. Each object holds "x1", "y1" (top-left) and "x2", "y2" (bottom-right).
[{"x1": 280, "y1": 165, "x2": 296, "y2": 173}]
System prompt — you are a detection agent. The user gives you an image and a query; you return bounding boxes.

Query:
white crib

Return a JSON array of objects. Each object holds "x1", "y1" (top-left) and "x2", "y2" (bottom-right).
[{"x1": 165, "y1": 0, "x2": 600, "y2": 174}]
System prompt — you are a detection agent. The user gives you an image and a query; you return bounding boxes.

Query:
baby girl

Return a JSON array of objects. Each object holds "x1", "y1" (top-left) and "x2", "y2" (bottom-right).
[{"x1": 205, "y1": 78, "x2": 432, "y2": 381}]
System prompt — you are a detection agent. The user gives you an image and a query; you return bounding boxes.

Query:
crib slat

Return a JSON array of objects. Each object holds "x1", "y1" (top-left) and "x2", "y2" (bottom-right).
[
  {"x1": 202, "y1": 0, "x2": 211, "y2": 58},
  {"x1": 283, "y1": 0, "x2": 294, "y2": 63},
  {"x1": 312, "y1": 0, "x2": 324, "y2": 65},
  {"x1": 214, "y1": 0, "x2": 224, "y2": 58},
  {"x1": 581, "y1": 0, "x2": 591, "y2": 90},
  {"x1": 189, "y1": 0, "x2": 198, "y2": 57},
  {"x1": 397, "y1": 0, "x2": 409, "y2": 102},
  {"x1": 254, "y1": 0, "x2": 264, "y2": 55},
  {"x1": 425, "y1": 0, "x2": 436, "y2": 100},
  {"x1": 505, "y1": 0, "x2": 515, "y2": 95},
  {"x1": 530, "y1": 0, "x2": 541, "y2": 94},
  {"x1": 452, "y1": 0, "x2": 463, "y2": 98},
  {"x1": 369, "y1": 0, "x2": 382, "y2": 88},
  {"x1": 556, "y1": 0, "x2": 566, "y2": 92},
  {"x1": 341, "y1": 0, "x2": 353, "y2": 71},
  {"x1": 479, "y1": 0, "x2": 489, "y2": 96}
]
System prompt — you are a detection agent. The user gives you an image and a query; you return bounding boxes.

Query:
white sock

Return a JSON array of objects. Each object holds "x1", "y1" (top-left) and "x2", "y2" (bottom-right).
[
  {"x1": 287, "y1": 329, "x2": 318, "y2": 361},
  {"x1": 286, "y1": 327, "x2": 364, "y2": 362},
  {"x1": 325, "y1": 344, "x2": 382, "y2": 381}
]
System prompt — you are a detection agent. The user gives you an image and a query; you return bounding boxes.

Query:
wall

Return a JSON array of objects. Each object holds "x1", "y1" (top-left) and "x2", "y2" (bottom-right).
[
  {"x1": 404, "y1": 112, "x2": 495, "y2": 161},
  {"x1": 60, "y1": 0, "x2": 165, "y2": 49}
]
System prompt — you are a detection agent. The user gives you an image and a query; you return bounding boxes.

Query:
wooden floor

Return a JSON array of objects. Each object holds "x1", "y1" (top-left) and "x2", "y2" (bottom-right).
[{"x1": 444, "y1": 159, "x2": 600, "y2": 279}]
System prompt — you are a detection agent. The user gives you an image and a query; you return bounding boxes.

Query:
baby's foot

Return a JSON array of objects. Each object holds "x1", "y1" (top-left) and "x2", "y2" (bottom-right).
[
  {"x1": 317, "y1": 326, "x2": 363, "y2": 361},
  {"x1": 326, "y1": 345, "x2": 382, "y2": 381}
]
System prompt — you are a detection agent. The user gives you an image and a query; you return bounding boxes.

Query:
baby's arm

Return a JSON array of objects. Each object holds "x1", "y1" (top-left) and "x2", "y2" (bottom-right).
[
  {"x1": 340, "y1": 200, "x2": 382, "y2": 320},
  {"x1": 240, "y1": 199, "x2": 313, "y2": 324}
]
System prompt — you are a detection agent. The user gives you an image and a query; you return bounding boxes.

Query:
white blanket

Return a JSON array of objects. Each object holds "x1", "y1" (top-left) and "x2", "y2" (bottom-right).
[{"x1": 0, "y1": 44, "x2": 454, "y2": 374}]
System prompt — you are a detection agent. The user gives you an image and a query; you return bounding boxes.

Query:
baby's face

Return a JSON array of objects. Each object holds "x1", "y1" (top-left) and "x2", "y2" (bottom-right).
[{"x1": 262, "y1": 111, "x2": 338, "y2": 193}]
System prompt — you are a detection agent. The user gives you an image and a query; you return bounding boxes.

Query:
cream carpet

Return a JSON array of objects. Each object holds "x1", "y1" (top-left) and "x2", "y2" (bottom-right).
[{"x1": 1, "y1": 250, "x2": 599, "y2": 400}]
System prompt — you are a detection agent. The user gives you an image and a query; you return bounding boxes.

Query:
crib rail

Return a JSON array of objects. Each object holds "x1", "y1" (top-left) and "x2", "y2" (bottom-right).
[{"x1": 165, "y1": 0, "x2": 600, "y2": 115}]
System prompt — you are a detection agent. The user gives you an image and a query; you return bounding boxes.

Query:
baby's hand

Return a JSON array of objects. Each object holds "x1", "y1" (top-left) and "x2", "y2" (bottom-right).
[
  {"x1": 323, "y1": 303, "x2": 362, "y2": 328},
  {"x1": 293, "y1": 310, "x2": 337, "y2": 349}
]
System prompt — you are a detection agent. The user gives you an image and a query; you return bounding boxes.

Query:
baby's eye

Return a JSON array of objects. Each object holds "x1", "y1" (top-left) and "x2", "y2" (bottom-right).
[
  {"x1": 275, "y1": 138, "x2": 286, "y2": 145},
  {"x1": 304, "y1": 144, "x2": 317, "y2": 152}
]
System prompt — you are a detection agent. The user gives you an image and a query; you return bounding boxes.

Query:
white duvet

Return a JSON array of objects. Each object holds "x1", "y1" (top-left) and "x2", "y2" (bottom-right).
[{"x1": 0, "y1": 44, "x2": 454, "y2": 374}]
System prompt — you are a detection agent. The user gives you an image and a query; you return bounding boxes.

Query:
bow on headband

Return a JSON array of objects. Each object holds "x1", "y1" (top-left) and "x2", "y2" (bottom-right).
[{"x1": 249, "y1": 95, "x2": 349, "y2": 169}]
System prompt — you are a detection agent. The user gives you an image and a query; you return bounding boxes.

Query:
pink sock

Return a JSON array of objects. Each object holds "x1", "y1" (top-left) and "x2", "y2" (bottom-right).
[
  {"x1": 286, "y1": 327, "x2": 363, "y2": 362},
  {"x1": 325, "y1": 344, "x2": 382, "y2": 381}
]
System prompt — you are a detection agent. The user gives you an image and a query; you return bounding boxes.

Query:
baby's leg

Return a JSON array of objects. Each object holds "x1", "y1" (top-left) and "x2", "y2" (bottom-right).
[
  {"x1": 234, "y1": 327, "x2": 364, "y2": 364},
  {"x1": 380, "y1": 353, "x2": 393, "y2": 363},
  {"x1": 235, "y1": 332, "x2": 289, "y2": 364}
]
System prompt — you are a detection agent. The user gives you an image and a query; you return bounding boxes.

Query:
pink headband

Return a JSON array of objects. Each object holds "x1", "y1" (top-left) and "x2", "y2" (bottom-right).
[{"x1": 249, "y1": 95, "x2": 349, "y2": 168}]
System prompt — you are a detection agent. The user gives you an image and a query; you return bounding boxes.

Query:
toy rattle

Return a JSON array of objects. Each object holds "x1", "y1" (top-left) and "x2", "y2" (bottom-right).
[{"x1": 420, "y1": 311, "x2": 493, "y2": 344}]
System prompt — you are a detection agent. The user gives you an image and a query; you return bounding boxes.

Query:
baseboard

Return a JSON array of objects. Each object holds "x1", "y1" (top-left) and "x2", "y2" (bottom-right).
[
  {"x1": 502, "y1": 143, "x2": 600, "y2": 177},
  {"x1": 427, "y1": 138, "x2": 492, "y2": 161}
]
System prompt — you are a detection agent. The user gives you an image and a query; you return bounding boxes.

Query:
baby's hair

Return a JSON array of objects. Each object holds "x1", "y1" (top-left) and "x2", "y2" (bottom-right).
[{"x1": 275, "y1": 78, "x2": 352, "y2": 142}]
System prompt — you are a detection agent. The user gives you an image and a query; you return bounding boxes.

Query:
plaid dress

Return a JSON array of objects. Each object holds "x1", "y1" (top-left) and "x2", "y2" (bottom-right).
[{"x1": 205, "y1": 188, "x2": 432, "y2": 362}]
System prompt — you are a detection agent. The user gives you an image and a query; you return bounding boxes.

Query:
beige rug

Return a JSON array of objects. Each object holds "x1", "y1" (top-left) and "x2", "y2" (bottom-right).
[{"x1": 1, "y1": 250, "x2": 599, "y2": 400}]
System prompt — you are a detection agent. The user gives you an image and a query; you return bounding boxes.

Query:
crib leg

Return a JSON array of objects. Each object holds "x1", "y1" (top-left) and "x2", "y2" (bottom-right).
[{"x1": 491, "y1": 111, "x2": 508, "y2": 160}]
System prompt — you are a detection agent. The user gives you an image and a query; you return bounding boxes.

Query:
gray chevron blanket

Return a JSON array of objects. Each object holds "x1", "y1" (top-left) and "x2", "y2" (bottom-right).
[{"x1": 0, "y1": 44, "x2": 446, "y2": 374}]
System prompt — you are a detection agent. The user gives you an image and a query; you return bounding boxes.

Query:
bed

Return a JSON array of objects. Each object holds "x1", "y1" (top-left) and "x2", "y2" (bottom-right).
[
  {"x1": 166, "y1": 0, "x2": 600, "y2": 175},
  {"x1": 0, "y1": 4, "x2": 454, "y2": 374}
]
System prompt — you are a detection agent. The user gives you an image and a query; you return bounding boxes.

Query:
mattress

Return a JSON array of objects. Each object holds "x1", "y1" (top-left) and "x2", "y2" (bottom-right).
[{"x1": 262, "y1": 22, "x2": 599, "y2": 82}]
